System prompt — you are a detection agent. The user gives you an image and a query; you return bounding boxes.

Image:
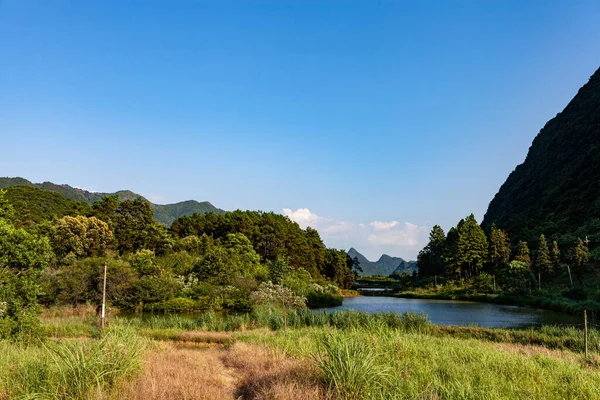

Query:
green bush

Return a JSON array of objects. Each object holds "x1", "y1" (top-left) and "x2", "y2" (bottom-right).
[
  {"x1": 306, "y1": 290, "x2": 343, "y2": 308},
  {"x1": 148, "y1": 297, "x2": 198, "y2": 312}
]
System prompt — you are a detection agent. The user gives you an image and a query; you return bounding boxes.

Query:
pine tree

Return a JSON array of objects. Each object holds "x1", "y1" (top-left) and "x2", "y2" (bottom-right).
[
  {"x1": 455, "y1": 214, "x2": 488, "y2": 278},
  {"x1": 550, "y1": 241, "x2": 561, "y2": 269},
  {"x1": 417, "y1": 225, "x2": 446, "y2": 278},
  {"x1": 574, "y1": 238, "x2": 590, "y2": 267},
  {"x1": 535, "y1": 234, "x2": 551, "y2": 274},
  {"x1": 514, "y1": 240, "x2": 531, "y2": 266},
  {"x1": 444, "y1": 226, "x2": 460, "y2": 279},
  {"x1": 489, "y1": 224, "x2": 510, "y2": 272}
]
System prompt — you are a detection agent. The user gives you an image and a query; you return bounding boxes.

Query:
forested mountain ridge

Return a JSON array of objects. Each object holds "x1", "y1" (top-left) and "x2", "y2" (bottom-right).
[
  {"x1": 482, "y1": 67, "x2": 600, "y2": 254},
  {"x1": 348, "y1": 247, "x2": 417, "y2": 276},
  {"x1": 0, "y1": 177, "x2": 224, "y2": 226},
  {"x1": 3, "y1": 186, "x2": 91, "y2": 226}
]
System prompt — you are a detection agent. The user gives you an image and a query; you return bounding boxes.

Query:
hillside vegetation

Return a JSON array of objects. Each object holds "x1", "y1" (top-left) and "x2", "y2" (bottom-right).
[{"x1": 0, "y1": 177, "x2": 224, "y2": 226}]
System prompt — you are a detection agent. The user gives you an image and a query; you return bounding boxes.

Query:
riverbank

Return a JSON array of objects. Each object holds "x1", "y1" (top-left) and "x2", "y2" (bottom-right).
[
  {"x1": 4, "y1": 310, "x2": 598, "y2": 399},
  {"x1": 395, "y1": 289, "x2": 600, "y2": 316}
]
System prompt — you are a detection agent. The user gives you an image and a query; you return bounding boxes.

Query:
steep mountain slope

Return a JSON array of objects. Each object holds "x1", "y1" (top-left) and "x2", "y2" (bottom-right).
[
  {"x1": 482, "y1": 67, "x2": 600, "y2": 248},
  {"x1": 0, "y1": 177, "x2": 225, "y2": 226},
  {"x1": 348, "y1": 248, "x2": 417, "y2": 276}
]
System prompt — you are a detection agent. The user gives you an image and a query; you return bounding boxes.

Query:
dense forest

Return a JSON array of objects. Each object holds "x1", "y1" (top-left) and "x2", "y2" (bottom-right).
[
  {"x1": 482, "y1": 66, "x2": 600, "y2": 259},
  {"x1": 0, "y1": 187, "x2": 357, "y2": 339},
  {"x1": 415, "y1": 214, "x2": 595, "y2": 313}
]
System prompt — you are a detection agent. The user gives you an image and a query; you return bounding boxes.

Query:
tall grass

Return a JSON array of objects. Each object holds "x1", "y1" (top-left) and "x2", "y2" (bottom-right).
[
  {"x1": 240, "y1": 326, "x2": 600, "y2": 399},
  {"x1": 120, "y1": 309, "x2": 430, "y2": 334},
  {"x1": 314, "y1": 332, "x2": 391, "y2": 399},
  {"x1": 0, "y1": 325, "x2": 148, "y2": 399}
]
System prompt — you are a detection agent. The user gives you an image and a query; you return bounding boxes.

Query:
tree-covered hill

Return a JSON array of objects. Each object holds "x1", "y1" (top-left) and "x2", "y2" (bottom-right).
[
  {"x1": 482, "y1": 66, "x2": 600, "y2": 254},
  {"x1": 3, "y1": 185, "x2": 90, "y2": 226},
  {"x1": 0, "y1": 177, "x2": 224, "y2": 226}
]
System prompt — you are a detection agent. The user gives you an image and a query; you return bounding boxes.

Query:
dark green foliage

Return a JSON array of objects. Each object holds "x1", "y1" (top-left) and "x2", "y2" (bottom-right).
[
  {"x1": 417, "y1": 225, "x2": 446, "y2": 278},
  {"x1": 0, "y1": 177, "x2": 224, "y2": 226},
  {"x1": 171, "y1": 210, "x2": 355, "y2": 286},
  {"x1": 482, "y1": 67, "x2": 600, "y2": 252},
  {"x1": 455, "y1": 214, "x2": 488, "y2": 278},
  {"x1": 3, "y1": 186, "x2": 90, "y2": 228},
  {"x1": 305, "y1": 290, "x2": 343, "y2": 308},
  {"x1": 324, "y1": 248, "x2": 355, "y2": 289},
  {"x1": 488, "y1": 225, "x2": 511, "y2": 271},
  {"x1": 535, "y1": 234, "x2": 552, "y2": 275},
  {"x1": 0, "y1": 215, "x2": 53, "y2": 340},
  {"x1": 92, "y1": 197, "x2": 173, "y2": 255},
  {"x1": 440, "y1": 215, "x2": 488, "y2": 279},
  {"x1": 497, "y1": 261, "x2": 533, "y2": 294}
]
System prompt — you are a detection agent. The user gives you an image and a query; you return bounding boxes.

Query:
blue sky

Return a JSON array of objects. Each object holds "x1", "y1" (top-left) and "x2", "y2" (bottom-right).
[{"x1": 1, "y1": 1, "x2": 599, "y2": 260}]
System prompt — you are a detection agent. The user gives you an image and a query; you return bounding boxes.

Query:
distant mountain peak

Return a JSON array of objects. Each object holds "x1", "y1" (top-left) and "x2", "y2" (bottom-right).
[{"x1": 348, "y1": 248, "x2": 417, "y2": 277}]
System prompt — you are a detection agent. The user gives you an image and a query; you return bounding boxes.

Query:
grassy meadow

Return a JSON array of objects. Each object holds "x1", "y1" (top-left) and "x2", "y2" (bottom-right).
[{"x1": 2, "y1": 307, "x2": 600, "y2": 399}]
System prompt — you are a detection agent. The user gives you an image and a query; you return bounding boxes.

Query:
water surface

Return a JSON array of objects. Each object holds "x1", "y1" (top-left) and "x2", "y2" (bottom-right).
[{"x1": 322, "y1": 296, "x2": 581, "y2": 328}]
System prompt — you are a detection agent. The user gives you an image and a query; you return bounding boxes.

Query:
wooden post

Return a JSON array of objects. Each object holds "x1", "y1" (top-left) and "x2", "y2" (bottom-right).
[
  {"x1": 567, "y1": 265, "x2": 573, "y2": 287},
  {"x1": 584, "y1": 310, "x2": 588, "y2": 358},
  {"x1": 493, "y1": 275, "x2": 496, "y2": 292},
  {"x1": 101, "y1": 262, "x2": 107, "y2": 330}
]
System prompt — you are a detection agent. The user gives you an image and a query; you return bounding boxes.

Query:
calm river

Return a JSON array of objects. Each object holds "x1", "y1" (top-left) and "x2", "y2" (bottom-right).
[{"x1": 322, "y1": 296, "x2": 582, "y2": 328}]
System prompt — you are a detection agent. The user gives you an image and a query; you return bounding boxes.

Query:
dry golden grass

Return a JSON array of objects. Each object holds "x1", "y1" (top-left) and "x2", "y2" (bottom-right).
[
  {"x1": 113, "y1": 339, "x2": 328, "y2": 400},
  {"x1": 491, "y1": 342, "x2": 592, "y2": 363},
  {"x1": 224, "y1": 342, "x2": 330, "y2": 400},
  {"x1": 114, "y1": 343, "x2": 237, "y2": 400}
]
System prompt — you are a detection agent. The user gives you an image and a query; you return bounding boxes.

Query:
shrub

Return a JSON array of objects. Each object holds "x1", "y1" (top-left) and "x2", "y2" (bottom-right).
[{"x1": 306, "y1": 290, "x2": 343, "y2": 308}]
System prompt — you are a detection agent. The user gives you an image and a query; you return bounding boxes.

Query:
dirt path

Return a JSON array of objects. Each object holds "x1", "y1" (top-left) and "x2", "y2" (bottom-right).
[
  {"x1": 118, "y1": 343, "x2": 239, "y2": 400},
  {"x1": 117, "y1": 341, "x2": 327, "y2": 400}
]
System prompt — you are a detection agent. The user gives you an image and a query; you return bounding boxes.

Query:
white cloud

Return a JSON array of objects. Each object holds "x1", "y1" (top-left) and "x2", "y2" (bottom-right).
[
  {"x1": 367, "y1": 222, "x2": 428, "y2": 246},
  {"x1": 282, "y1": 208, "x2": 322, "y2": 229},
  {"x1": 370, "y1": 220, "x2": 400, "y2": 231},
  {"x1": 282, "y1": 208, "x2": 428, "y2": 260}
]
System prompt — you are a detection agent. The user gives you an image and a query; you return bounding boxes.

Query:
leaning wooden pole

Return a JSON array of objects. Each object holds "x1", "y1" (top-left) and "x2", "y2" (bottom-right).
[
  {"x1": 101, "y1": 262, "x2": 107, "y2": 330},
  {"x1": 584, "y1": 309, "x2": 588, "y2": 359}
]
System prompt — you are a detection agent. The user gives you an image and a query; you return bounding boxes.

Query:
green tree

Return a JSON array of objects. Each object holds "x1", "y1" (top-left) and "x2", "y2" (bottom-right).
[
  {"x1": 499, "y1": 261, "x2": 533, "y2": 293},
  {"x1": 268, "y1": 258, "x2": 293, "y2": 284},
  {"x1": 574, "y1": 238, "x2": 590, "y2": 267},
  {"x1": 534, "y1": 234, "x2": 551, "y2": 275},
  {"x1": 195, "y1": 233, "x2": 267, "y2": 285},
  {"x1": 443, "y1": 227, "x2": 460, "y2": 278},
  {"x1": 417, "y1": 225, "x2": 446, "y2": 278},
  {"x1": 324, "y1": 249, "x2": 355, "y2": 289},
  {"x1": 0, "y1": 218, "x2": 53, "y2": 340},
  {"x1": 488, "y1": 225, "x2": 511, "y2": 272},
  {"x1": 50, "y1": 215, "x2": 114, "y2": 262},
  {"x1": 455, "y1": 214, "x2": 488, "y2": 278},
  {"x1": 108, "y1": 198, "x2": 172, "y2": 254},
  {"x1": 514, "y1": 241, "x2": 531, "y2": 266}
]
